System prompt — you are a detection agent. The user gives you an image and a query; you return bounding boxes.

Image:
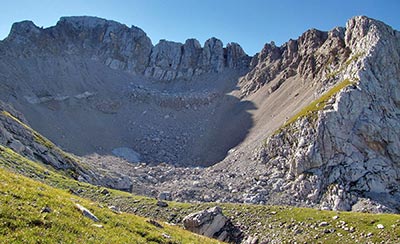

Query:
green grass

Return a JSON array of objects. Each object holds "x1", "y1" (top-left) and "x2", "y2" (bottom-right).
[
  {"x1": 0, "y1": 160, "x2": 220, "y2": 243},
  {"x1": 1, "y1": 145, "x2": 399, "y2": 243},
  {"x1": 272, "y1": 78, "x2": 356, "y2": 136}
]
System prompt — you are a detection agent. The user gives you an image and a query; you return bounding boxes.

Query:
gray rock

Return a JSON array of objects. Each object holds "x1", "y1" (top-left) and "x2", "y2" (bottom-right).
[
  {"x1": 108, "y1": 205, "x2": 122, "y2": 214},
  {"x1": 200, "y1": 38, "x2": 225, "y2": 72},
  {"x1": 8, "y1": 140, "x2": 25, "y2": 153},
  {"x1": 112, "y1": 147, "x2": 141, "y2": 163},
  {"x1": 156, "y1": 200, "x2": 168, "y2": 207},
  {"x1": 158, "y1": 191, "x2": 172, "y2": 201},
  {"x1": 8, "y1": 17, "x2": 249, "y2": 81},
  {"x1": 75, "y1": 203, "x2": 99, "y2": 222},
  {"x1": 226, "y1": 42, "x2": 248, "y2": 69},
  {"x1": 257, "y1": 16, "x2": 400, "y2": 212},
  {"x1": 40, "y1": 206, "x2": 52, "y2": 213},
  {"x1": 183, "y1": 206, "x2": 242, "y2": 242},
  {"x1": 100, "y1": 174, "x2": 133, "y2": 192}
]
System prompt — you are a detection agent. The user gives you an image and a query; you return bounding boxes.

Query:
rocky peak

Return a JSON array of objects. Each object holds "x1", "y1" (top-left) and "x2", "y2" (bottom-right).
[
  {"x1": 226, "y1": 42, "x2": 248, "y2": 68},
  {"x1": 200, "y1": 37, "x2": 224, "y2": 72},
  {"x1": 297, "y1": 28, "x2": 328, "y2": 55},
  {"x1": 239, "y1": 23, "x2": 354, "y2": 97},
  {"x1": 9, "y1": 20, "x2": 41, "y2": 37},
  {"x1": 7, "y1": 21, "x2": 42, "y2": 44},
  {"x1": 58, "y1": 16, "x2": 121, "y2": 29},
  {"x1": 255, "y1": 16, "x2": 400, "y2": 212},
  {"x1": 180, "y1": 38, "x2": 202, "y2": 70}
]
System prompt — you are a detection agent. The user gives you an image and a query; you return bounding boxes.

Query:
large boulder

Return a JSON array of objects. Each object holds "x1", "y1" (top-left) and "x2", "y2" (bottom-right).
[{"x1": 183, "y1": 206, "x2": 242, "y2": 243}]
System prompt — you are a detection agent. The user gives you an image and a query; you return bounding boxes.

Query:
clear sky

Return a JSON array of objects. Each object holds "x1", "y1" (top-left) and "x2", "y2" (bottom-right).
[{"x1": 1, "y1": 0, "x2": 399, "y2": 55}]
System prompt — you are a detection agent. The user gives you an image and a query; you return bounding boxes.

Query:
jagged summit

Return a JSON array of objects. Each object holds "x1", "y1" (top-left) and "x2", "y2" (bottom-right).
[
  {"x1": 4, "y1": 16, "x2": 251, "y2": 81},
  {"x1": 58, "y1": 16, "x2": 126, "y2": 28}
]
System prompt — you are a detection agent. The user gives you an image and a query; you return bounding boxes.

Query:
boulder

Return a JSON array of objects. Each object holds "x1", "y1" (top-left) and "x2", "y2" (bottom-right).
[
  {"x1": 112, "y1": 147, "x2": 141, "y2": 163},
  {"x1": 183, "y1": 206, "x2": 242, "y2": 243},
  {"x1": 75, "y1": 203, "x2": 99, "y2": 222},
  {"x1": 158, "y1": 191, "x2": 172, "y2": 201}
]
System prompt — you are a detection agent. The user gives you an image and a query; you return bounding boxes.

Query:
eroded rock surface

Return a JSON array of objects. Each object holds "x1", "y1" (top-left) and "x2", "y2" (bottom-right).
[
  {"x1": 3, "y1": 16, "x2": 250, "y2": 81},
  {"x1": 248, "y1": 16, "x2": 400, "y2": 212},
  {"x1": 183, "y1": 206, "x2": 243, "y2": 243}
]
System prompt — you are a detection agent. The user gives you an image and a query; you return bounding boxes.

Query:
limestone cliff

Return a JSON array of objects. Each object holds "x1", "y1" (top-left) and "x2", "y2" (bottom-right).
[
  {"x1": 257, "y1": 16, "x2": 400, "y2": 211},
  {"x1": 239, "y1": 27, "x2": 350, "y2": 97},
  {"x1": 2, "y1": 16, "x2": 250, "y2": 81}
]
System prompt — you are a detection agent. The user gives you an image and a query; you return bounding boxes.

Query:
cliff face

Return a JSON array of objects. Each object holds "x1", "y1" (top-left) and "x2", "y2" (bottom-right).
[
  {"x1": 256, "y1": 16, "x2": 400, "y2": 211},
  {"x1": 239, "y1": 27, "x2": 350, "y2": 97},
  {"x1": 2, "y1": 16, "x2": 250, "y2": 81}
]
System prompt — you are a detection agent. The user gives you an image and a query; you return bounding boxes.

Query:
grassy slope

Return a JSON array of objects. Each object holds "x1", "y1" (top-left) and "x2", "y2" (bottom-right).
[
  {"x1": 1, "y1": 146, "x2": 399, "y2": 243},
  {"x1": 271, "y1": 78, "x2": 355, "y2": 137},
  {"x1": 0, "y1": 147, "x2": 219, "y2": 243},
  {"x1": 285, "y1": 79, "x2": 355, "y2": 127}
]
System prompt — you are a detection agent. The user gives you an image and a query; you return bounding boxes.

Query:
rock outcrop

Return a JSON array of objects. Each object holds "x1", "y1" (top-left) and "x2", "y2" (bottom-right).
[
  {"x1": 0, "y1": 101, "x2": 133, "y2": 192},
  {"x1": 2, "y1": 16, "x2": 250, "y2": 81},
  {"x1": 183, "y1": 206, "x2": 243, "y2": 243},
  {"x1": 256, "y1": 16, "x2": 400, "y2": 211},
  {"x1": 139, "y1": 37, "x2": 250, "y2": 80},
  {"x1": 0, "y1": 101, "x2": 91, "y2": 180},
  {"x1": 239, "y1": 27, "x2": 350, "y2": 97}
]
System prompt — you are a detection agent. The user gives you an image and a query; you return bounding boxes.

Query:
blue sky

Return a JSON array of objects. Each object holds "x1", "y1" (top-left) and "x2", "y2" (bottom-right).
[{"x1": 1, "y1": 0, "x2": 399, "y2": 55}]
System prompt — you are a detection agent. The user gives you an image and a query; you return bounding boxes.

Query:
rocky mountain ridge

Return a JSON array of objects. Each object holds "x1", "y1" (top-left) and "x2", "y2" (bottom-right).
[
  {"x1": 239, "y1": 26, "x2": 350, "y2": 97},
  {"x1": 2, "y1": 16, "x2": 250, "y2": 81},
  {"x1": 0, "y1": 15, "x2": 400, "y2": 214}
]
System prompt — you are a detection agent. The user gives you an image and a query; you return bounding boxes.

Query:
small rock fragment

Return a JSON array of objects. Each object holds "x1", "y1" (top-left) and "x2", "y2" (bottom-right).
[
  {"x1": 40, "y1": 206, "x2": 52, "y2": 213},
  {"x1": 157, "y1": 200, "x2": 168, "y2": 207},
  {"x1": 108, "y1": 205, "x2": 122, "y2": 214},
  {"x1": 147, "y1": 219, "x2": 163, "y2": 228},
  {"x1": 319, "y1": 221, "x2": 329, "y2": 227},
  {"x1": 158, "y1": 191, "x2": 172, "y2": 201}
]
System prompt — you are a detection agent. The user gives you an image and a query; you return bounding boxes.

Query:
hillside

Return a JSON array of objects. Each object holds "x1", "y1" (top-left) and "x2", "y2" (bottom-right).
[{"x1": 0, "y1": 153, "x2": 219, "y2": 243}]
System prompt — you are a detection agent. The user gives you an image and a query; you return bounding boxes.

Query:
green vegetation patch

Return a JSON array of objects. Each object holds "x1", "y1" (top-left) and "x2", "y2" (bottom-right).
[
  {"x1": 0, "y1": 163, "x2": 220, "y2": 243},
  {"x1": 273, "y1": 78, "x2": 355, "y2": 135}
]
